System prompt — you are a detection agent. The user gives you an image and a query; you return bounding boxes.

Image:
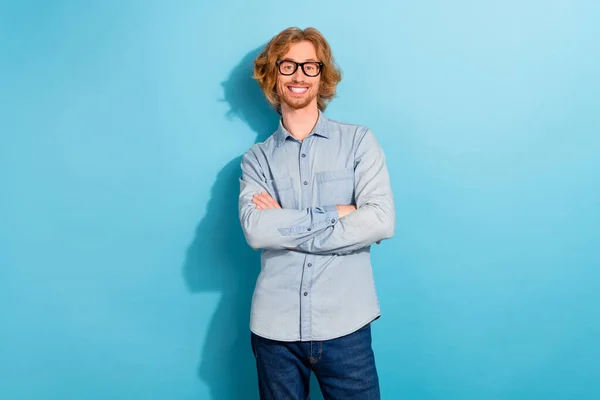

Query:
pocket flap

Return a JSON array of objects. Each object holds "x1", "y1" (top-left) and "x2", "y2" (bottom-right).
[
  {"x1": 268, "y1": 177, "x2": 293, "y2": 192},
  {"x1": 316, "y1": 167, "x2": 354, "y2": 183}
]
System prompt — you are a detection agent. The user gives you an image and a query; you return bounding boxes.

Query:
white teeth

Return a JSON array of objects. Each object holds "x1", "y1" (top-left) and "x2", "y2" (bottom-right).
[{"x1": 290, "y1": 87, "x2": 308, "y2": 93}]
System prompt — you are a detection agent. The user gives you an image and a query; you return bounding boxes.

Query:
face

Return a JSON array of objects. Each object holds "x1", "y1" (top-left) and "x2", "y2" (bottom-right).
[{"x1": 276, "y1": 40, "x2": 321, "y2": 112}]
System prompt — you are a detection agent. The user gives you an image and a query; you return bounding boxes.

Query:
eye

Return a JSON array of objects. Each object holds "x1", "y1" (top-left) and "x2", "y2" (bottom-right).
[{"x1": 280, "y1": 61, "x2": 295, "y2": 71}]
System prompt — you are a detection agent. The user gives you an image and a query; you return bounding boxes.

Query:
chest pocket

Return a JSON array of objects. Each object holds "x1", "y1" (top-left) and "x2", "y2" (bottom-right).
[
  {"x1": 316, "y1": 167, "x2": 355, "y2": 206},
  {"x1": 267, "y1": 177, "x2": 298, "y2": 209}
]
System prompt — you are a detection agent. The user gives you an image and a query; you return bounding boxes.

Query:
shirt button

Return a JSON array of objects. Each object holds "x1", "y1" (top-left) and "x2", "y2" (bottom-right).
[
  {"x1": 307, "y1": 228, "x2": 311, "y2": 231},
  {"x1": 331, "y1": 219, "x2": 335, "y2": 223},
  {"x1": 304, "y1": 181, "x2": 308, "y2": 185},
  {"x1": 301, "y1": 154, "x2": 306, "y2": 158},
  {"x1": 303, "y1": 292, "x2": 308, "y2": 296},
  {"x1": 307, "y1": 263, "x2": 312, "y2": 267}
]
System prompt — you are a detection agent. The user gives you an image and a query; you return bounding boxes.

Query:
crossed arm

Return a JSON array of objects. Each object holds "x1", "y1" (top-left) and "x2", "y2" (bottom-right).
[
  {"x1": 238, "y1": 128, "x2": 395, "y2": 255},
  {"x1": 251, "y1": 192, "x2": 377, "y2": 241},
  {"x1": 251, "y1": 192, "x2": 357, "y2": 220}
]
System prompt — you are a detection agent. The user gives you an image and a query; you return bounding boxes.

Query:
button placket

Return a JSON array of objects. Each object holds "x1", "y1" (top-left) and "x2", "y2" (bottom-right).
[
  {"x1": 299, "y1": 139, "x2": 311, "y2": 210},
  {"x1": 299, "y1": 139, "x2": 314, "y2": 340}
]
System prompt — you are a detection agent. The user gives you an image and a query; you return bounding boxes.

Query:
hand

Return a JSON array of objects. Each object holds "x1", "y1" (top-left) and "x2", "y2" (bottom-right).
[
  {"x1": 336, "y1": 205, "x2": 356, "y2": 219},
  {"x1": 252, "y1": 192, "x2": 281, "y2": 210}
]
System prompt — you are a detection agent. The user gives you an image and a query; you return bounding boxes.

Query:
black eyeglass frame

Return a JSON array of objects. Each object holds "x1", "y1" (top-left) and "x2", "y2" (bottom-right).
[{"x1": 276, "y1": 60, "x2": 324, "y2": 77}]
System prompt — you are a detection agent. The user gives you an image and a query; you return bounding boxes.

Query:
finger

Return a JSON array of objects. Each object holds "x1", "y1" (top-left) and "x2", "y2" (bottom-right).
[
  {"x1": 252, "y1": 195, "x2": 270, "y2": 209},
  {"x1": 258, "y1": 192, "x2": 281, "y2": 209},
  {"x1": 253, "y1": 194, "x2": 280, "y2": 210}
]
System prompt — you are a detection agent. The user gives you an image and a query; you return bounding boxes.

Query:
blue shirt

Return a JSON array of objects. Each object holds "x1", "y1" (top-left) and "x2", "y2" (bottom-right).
[{"x1": 238, "y1": 111, "x2": 395, "y2": 341}]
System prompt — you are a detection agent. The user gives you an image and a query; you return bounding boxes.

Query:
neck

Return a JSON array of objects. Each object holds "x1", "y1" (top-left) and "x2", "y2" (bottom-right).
[{"x1": 281, "y1": 103, "x2": 320, "y2": 141}]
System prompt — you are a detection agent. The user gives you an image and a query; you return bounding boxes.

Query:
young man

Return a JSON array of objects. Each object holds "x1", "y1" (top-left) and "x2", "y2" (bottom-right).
[{"x1": 238, "y1": 27, "x2": 395, "y2": 399}]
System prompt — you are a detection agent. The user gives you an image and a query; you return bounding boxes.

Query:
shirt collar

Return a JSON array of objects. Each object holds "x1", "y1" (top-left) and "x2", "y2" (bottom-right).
[{"x1": 275, "y1": 110, "x2": 330, "y2": 147}]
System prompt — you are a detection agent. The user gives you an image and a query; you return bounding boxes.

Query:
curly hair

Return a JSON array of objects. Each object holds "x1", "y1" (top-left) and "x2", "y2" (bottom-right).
[{"x1": 253, "y1": 27, "x2": 342, "y2": 114}]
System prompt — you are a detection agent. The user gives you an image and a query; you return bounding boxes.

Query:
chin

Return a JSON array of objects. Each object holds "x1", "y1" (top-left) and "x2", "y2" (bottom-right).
[
  {"x1": 289, "y1": 101, "x2": 311, "y2": 110},
  {"x1": 282, "y1": 95, "x2": 316, "y2": 111}
]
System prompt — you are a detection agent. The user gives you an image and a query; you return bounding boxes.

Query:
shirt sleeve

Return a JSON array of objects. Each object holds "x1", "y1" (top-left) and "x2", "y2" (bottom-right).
[
  {"x1": 295, "y1": 128, "x2": 395, "y2": 255},
  {"x1": 238, "y1": 149, "x2": 339, "y2": 250}
]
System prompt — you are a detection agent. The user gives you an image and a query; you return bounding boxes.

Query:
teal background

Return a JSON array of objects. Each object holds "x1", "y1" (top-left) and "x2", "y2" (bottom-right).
[{"x1": 1, "y1": 1, "x2": 599, "y2": 399}]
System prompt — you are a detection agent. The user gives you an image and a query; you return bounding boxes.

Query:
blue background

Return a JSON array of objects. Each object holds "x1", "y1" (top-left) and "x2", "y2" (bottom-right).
[{"x1": 1, "y1": 1, "x2": 599, "y2": 399}]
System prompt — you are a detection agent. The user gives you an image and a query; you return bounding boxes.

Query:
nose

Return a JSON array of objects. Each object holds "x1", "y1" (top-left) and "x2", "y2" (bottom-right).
[{"x1": 291, "y1": 65, "x2": 307, "y2": 81}]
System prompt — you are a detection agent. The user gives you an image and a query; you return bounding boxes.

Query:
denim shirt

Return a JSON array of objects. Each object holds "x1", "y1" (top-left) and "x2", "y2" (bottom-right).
[{"x1": 238, "y1": 112, "x2": 395, "y2": 341}]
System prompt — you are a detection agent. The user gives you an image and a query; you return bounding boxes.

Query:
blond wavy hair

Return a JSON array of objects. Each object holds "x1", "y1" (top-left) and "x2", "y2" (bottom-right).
[{"x1": 254, "y1": 27, "x2": 342, "y2": 114}]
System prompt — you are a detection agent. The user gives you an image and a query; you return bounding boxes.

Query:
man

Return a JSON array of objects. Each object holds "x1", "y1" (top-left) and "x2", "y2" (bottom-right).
[{"x1": 238, "y1": 27, "x2": 395, "y2": 399}]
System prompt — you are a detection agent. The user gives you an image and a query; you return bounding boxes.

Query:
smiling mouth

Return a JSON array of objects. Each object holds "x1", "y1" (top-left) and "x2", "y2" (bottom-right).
[{"x1": 288, "y1": 86, "x2": 308, "y2": 94}]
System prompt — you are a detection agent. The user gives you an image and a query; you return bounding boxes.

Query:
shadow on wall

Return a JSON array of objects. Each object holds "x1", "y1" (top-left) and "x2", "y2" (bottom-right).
[{"x1": 181, "y1": 46, "x2": 274, "y2": 400}]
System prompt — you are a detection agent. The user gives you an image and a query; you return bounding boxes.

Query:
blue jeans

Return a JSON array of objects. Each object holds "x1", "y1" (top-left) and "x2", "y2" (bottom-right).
[{"x1": 250, "y1": 323, "x2": 380, "y2": 399}]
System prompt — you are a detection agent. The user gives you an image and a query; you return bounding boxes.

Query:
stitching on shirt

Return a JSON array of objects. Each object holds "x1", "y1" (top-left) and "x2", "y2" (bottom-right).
[
  {"x1": 277, "y1": 218, "x2": 330, "y2": 237},
  {"x1": 278, "y1": 226, "x2": 309, "y2": 236}
]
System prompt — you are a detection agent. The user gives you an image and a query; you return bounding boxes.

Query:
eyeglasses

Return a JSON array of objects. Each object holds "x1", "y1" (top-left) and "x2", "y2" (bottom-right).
[{"x1": 276, "y1": 60, "x2": 323, "y2": 77}]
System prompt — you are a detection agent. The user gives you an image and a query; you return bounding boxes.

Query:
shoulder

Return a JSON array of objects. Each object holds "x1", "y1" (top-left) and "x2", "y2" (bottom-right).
[
  {"x1": 241, "y1": 134, "x2": 278, "y2": 164},
  {"x1": 324, "y1": 116, "x2": 377, "y2": 147},
  {"x1": 326, "y1": 117, "x2": 368, "y2": 135}
]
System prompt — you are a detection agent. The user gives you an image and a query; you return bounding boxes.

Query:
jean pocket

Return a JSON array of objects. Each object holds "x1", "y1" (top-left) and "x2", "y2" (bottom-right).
[
  {"x1": 316, "y1": 167, "x2": 355, "y2": 205},
  {"x1": 268, "y1": 177, "x2": 297, "y2": 209}
]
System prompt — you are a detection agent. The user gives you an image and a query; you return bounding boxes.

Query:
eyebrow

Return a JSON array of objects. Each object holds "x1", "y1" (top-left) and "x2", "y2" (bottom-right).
[{"x1": 282, "y1": 58, "x2": 320, "y2": 62}]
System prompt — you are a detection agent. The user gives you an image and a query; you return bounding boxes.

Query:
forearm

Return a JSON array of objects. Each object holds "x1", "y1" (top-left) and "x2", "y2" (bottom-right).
[
  {"x1": 240, "y1": 204, "x2": 339, "y2": 250},
  {"x1": 296, "y1": 198, "x2": 395, "y2": 255}
]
